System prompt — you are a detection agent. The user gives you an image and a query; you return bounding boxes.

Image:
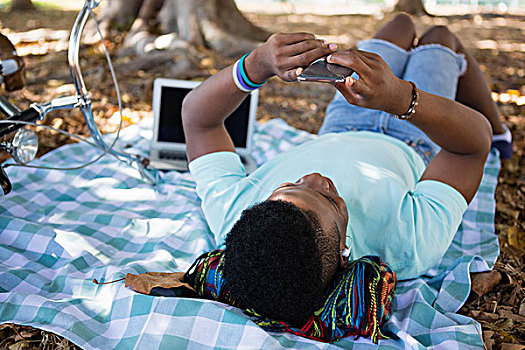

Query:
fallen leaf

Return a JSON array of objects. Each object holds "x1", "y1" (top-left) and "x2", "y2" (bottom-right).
[
  {"x1": 497, "y1": 319, "x2": 516, "y2": 333},
  {"x1": 498, "y1": 309, "x2": 525, "y2": 323},
  {"x1": 508, "y1": 226, "x2": 525, "y2": 252},
  {"x1": 479, "y1": 312, "x2": 500, "y2": 322},
  {"x1": 471, "y1": 270, "x2": 502, "y2": 297},
  {"x1": 519, "y1": 303, "x2": 525, "y2": 317},
  {"x1": 125, "y1": 272, "x2": 195, "y2": 295},
  {"x1": 498, "y1": 305, "x2": 514, "y2": 312},
  {"x1": 469, "y1": 310, "x2": 501, "y2": 322},
  {"x1": 20, "y1": 329, "x2": 39, "y2": 338},
  {"x1": 499, "y1": 270, "x2": 514, "y2": 286},
  {"x1": 483, "y1": 330, "x2": 495, "y2": 350},
  {"x1": 497, "y1": 203, "x2": 521, "y2": 220},
  {"x1": 8, "y1": 341, "x2": 30, "y2": 350},
  {"x1": 500, "y1": 344, "x2": 525, "y2": 350}
]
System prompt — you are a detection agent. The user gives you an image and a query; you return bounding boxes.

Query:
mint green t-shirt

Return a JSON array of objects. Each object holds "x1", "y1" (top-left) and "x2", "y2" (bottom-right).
[{"x1": 188, "y1": 131, "x2": 468, "y2": 280}]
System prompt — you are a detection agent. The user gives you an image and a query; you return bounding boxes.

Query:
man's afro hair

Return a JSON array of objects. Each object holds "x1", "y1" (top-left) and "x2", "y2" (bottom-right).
[{"x1": 223, "y1": 199, "x2": 337, "y2": 325}]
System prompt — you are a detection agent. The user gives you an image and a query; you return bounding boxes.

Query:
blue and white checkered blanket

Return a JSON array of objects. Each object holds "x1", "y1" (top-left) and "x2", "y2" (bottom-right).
[{"x1": 0, "y1": 118, "x2": 499, "y2": 349}]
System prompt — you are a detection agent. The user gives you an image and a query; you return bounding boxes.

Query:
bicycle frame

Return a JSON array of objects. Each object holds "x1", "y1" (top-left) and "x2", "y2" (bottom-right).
[{"x1": 0, "y1": 0, "x2": 156, "y2": 191}]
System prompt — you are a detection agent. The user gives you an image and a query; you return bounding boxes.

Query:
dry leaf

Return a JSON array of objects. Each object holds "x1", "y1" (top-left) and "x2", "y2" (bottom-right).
[
  {"x1": 125, "y1": 272, "x2": 195, "y2": 295},
  {"x1": 8, "y1": 341, "x2": 30, "y2": 350},
  {"x1": 483, "y1": 330, "x2": 495, "y2": 350},
  {"x1": 500, "y1": 344, "x2": 525, "y2": 350},
  {"x1": 471, "y1": 270, "x2": 502, "y2": 297},
  {"x1": 468, "y1": 310, "x2": 500, "y2": 322},
  {"x1": 508, "y1": 226, "x2": 525, "y2": 252},
  {"x1": 508, "y1": 285, "x2": 522, "y2": 305},
  {"x1": 499, "y1": 270, "x2": 514, "y2": 286},
  {"x1": 478, "y1": 312, "x2": 500, "y2": 322},
  {"x1": 497, "y1": 203, "x2": 521, "y2": 220},
  {"x1": 519, "y1": 303, "x2": 525, "y2": 317},
  {"x1": 498, "y1": 309, "x2": 525, "y2": 323}
]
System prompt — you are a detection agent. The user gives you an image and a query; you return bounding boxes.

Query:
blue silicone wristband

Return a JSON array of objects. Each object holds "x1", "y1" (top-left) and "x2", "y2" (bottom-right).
[
  {"x1": 236, "y1": 62, "x2": 255, "y2": 91},
  {"x1": 239, "y1": 54, "x2": 267, "y2": 88}
]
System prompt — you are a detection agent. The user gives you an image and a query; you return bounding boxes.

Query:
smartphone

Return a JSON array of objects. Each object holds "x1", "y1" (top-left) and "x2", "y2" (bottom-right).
[{"x1": 297, "y1": 59, "x2": 353, "y2": 83}]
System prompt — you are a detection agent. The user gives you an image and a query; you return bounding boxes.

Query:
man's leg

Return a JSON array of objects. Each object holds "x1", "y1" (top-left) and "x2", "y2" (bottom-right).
[
  {"x1": 416, "y1": 25, "x2": 512, "y2": 158},
  {"x1": 389, "y1": 25, "x2": 470, "y2": 164},
  {"x1": 319, "y1": 14, "x2": 415, "y2": 135},
  {"x1": 418, "y1": 26, "x2": 506, "y2": 135},
  {"x1": 362, "y1": 13, "x2": 416, "y2": 78},
  {"x1": 373, "y1": 13, "x2": 416, "y2": 52}
]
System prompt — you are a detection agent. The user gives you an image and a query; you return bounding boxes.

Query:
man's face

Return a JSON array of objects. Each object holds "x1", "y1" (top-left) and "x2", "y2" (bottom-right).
[{"x1": 267, "y1": 173, "x2": 349, "y2": 254}]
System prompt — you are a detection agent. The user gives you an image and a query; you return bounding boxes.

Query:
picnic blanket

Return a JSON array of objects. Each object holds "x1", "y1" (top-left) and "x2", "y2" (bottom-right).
[{"x1": 0, "y1": 118, "x2": 500, "y2": 349}]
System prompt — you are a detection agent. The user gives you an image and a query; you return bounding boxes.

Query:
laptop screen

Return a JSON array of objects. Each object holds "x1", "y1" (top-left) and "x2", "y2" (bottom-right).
[{"x1": 158, "y1": 86, "x2": 251, "y2": 148}]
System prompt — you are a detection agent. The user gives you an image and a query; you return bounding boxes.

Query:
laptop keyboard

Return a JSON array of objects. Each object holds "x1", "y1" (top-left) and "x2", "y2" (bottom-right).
[
  {"x1": 159, "y1": 150, "x2": 248, "y2": 165},
  {"x1": 159, "y1": 150, "x2": 187, "y2": 161}
]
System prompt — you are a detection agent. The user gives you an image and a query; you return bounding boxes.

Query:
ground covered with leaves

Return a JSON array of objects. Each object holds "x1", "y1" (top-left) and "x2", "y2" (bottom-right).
[{"x1": 0, "y1": 5, "x2": 524, "y2": 350}]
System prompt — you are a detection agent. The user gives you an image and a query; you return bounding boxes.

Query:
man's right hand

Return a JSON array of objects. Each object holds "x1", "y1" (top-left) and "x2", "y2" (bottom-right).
[
  {"x1": 327, "y1": 49, "x2": 492, "y2": 204},
  {"x1": 245, "y1": 33, "x2": 337, "y2": 83},
  {"x1": 327, "y1": 49, "x2": 413, "y2": 115}
]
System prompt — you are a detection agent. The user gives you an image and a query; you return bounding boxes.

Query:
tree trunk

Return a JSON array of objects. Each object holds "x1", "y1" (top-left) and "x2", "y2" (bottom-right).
[
  {"x1": 103, "y1": 0, "x2": 143, "y2": 30},
  {"x1": 208, "y1": 0, "x2": 271, "y2": 43},
  {"x1": 195, "y1": 0, "x2": 271, "y2": 56},
  {"x1": 10, "y1": 0, "x2": 35, "y2": 11},
  {"x1": 158, "y1": 0, "x2": 205, "y2": 47},
  {"x1": 394, "y1": 0, "x2": 429, "y2": 15},
  {"x1": 91, "y1": 0, "x2": 271, "y2": 57}
]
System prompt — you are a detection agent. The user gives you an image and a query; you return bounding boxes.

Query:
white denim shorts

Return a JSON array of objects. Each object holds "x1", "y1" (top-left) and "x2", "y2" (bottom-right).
[{"x1": 319, "y1": 38, "x2": 467, "y2": 165}]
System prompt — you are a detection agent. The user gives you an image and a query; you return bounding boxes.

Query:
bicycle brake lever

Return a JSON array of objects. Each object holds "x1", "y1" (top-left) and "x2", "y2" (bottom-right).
[
  {"x1": 34, "y1": 95, "x2": 87, "y2": 118},
  {"x1": 0, "y1": 166, "x2": 12, "y2": 195},
  {"x1": 136, "y1": 156, "x2": 157, "y2": 185}
]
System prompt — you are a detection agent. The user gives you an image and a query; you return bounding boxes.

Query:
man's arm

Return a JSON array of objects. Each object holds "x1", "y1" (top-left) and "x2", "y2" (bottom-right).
[
  {"x1": 327, "y1": 50, "x2": 492, "y2": 204},
  {"x1": 182, "y1": 33, "x2": 337, "y2": 162},
  {"x1": 402, "y1": 89, "x2": 491, "y2": 203}
]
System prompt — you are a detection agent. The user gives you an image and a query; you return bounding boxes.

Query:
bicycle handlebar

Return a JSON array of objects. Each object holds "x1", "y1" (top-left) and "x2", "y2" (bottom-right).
[
  {"x1": 67, "y1": 0, "x2": 155, "y2": 184},
  {"x1": 1, "y1": 0, "x2": 156, "y2": 186},
  {"x1": 0, "y1": 58, "x2": 21, "y2": 76},
  {"x1": 68, "y1": 1, "x2": 92, "y2": 101},
  {"x1": 0, "y1": 107, "x2": 40, "y2": 138}
]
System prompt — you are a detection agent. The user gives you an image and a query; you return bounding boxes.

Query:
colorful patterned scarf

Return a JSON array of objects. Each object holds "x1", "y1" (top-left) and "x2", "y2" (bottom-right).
[{"x1": 184, "y1": 250, "x2": 397, "y2": 343}]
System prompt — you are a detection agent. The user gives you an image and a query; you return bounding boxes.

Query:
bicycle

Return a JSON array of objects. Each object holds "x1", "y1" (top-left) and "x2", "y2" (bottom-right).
[{"x1": 0, "y1": 0, "x2": 156, "y2": 196}]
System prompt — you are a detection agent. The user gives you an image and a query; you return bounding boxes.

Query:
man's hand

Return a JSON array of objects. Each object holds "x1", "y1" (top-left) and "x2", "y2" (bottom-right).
[
  {"x1": 327, "y1": 50, "x2": 492, "y2": 204},
  {"x1": 245, "y1": 33, "x2": 337, "y2": 83},
  {"x1": 182, "y1": 32, "x2": 337, "y2": 163},
  {"x1": 327, "y1": 50, "x2": 413, "y2": 116}
]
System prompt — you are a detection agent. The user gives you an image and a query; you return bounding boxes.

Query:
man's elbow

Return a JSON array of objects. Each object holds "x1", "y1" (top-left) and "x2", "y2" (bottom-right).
[
  {"x1": 181, "y1": 91, "x2": 195, "y2": 126},
  {"x1": 478, "y1": 113, "x2": 493, "y2": 158},
  {"x1": 182, "y1": 90, "x2": 207, "y2": 133}
]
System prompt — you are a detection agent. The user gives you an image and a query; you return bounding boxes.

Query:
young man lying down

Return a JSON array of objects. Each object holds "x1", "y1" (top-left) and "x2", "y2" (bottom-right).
[{"x1": 179, "y1": 14, "x2": 510, "y2": 342}]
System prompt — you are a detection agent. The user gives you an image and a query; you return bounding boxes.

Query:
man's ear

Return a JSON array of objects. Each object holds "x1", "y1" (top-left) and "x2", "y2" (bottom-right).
[{"x1": 339, "y1": 247, "x2": 350, "y2": 268}]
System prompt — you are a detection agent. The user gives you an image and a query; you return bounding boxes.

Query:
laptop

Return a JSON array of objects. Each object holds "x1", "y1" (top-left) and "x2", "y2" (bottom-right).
[{"x1": 149, "y1": 78, "x2": 258, "y2": 173}]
